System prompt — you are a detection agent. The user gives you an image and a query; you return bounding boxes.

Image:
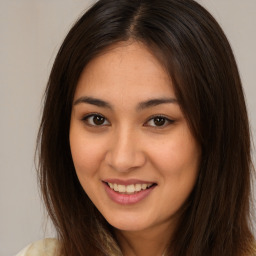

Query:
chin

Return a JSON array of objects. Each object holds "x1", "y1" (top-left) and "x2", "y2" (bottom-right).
[
  {"x1": 103, "y1": 211, "x2": 154, "y2": 232},
  {"x1": 110, "y1": 221, "x2": 147, "y2": 232}
]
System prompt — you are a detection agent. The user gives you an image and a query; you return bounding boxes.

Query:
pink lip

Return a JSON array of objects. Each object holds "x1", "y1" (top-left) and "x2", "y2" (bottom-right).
[
  {"x1": 103, "y1": 182, "x2": 156, "y2": 205},
  {"x1": 103, "y1": 178, "x2": 155, "y2": 185}
]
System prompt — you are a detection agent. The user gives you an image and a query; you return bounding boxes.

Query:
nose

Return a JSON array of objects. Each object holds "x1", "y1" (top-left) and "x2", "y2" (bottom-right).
[{"x1": 105, "y1": 127, "x2": 146, "y2": 172}]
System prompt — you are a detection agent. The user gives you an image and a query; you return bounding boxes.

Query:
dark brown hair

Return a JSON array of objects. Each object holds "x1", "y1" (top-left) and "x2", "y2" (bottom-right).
[{"x1": 37, "y1": 0, "x2": 255, "y2": 255}]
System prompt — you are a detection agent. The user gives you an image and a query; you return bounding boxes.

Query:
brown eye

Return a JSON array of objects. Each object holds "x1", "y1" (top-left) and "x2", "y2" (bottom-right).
[
  {"x1": 145, "y1": 115, "x2": 174, "y2": 128},
  {"x1": 93, "y1": 115, "x2": 105, "y2": 125},
  {"x1": 153, "y1": 117, "x2": 166, "y2": 126},
  {"x1": 83, "y1": 114, "x2": 110, "y2": 126}
]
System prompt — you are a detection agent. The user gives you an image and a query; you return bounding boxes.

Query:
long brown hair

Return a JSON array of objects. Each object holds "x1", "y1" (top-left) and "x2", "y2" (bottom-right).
[{"x1": 37, "y1": 0, "x2": 255, "y2": 255}]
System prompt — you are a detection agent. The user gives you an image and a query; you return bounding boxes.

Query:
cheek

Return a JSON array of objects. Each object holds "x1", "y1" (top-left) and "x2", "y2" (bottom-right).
[
  {"x1": 69, "y1": 130, "x2": 105, "y2": 178},
  {"x1": 149, "y1": 135, "x2": 200, "y2": 216},
  {"x1": 151, "y1": 133, "x2": 199, "y2": 174},
  {"x1": 149, "y1": 128, "x2": 200, "y2": 198}
]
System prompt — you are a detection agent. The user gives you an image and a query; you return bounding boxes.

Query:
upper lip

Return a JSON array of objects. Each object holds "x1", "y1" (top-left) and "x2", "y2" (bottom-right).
[{"x1": 103, "y1": 179, "x2": 156, "y2": 185}]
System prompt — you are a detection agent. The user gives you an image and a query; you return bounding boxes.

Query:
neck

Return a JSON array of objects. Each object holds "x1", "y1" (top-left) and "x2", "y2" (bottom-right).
[{"x1": 115, "y1": 220, "x2": 174, "y2": 256}]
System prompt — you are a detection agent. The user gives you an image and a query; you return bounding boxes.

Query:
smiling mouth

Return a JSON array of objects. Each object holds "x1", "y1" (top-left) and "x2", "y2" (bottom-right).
[{"x1": 105, "y1": 182, "x2": 156, "y2": 194}]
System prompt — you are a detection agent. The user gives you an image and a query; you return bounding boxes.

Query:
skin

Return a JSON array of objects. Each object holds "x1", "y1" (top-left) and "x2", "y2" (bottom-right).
[{"x1": 69, "y1": 41, "x2": 201, "y2": 256}]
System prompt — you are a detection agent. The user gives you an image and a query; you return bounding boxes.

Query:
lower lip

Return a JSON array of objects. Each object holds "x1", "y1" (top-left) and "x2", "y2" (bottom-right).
[{"x1": 103, "y1": 183, "x2": 156, "y2": 205}]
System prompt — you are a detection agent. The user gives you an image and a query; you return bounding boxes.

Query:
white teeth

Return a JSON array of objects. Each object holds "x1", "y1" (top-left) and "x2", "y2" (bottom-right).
[
  {"x1": 118, "y1": 184, "x2": 125, "y2": 193},
  {"x1": 107, "y1": 182, "x2": 153, "y2": 193},
  {"x1": 126, "y1": 184, "x2": 135, "y2": 193},
  {"x1": 135, "y1": 184, "x2": 142, "y2": 192},
  {"x1": 142, "y1": 184, "x2": 147, "y2": 190}
]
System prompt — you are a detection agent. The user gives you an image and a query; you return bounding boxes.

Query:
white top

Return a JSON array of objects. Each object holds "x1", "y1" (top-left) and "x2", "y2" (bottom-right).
[{"x1": 15, "y1": 238, "x2": 60, "y2": 256}]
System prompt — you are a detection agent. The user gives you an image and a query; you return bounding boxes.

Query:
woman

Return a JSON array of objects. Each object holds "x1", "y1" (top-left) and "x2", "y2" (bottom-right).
[{"x1": 16, "y1": 0, "x2": 255, "y2": 255}]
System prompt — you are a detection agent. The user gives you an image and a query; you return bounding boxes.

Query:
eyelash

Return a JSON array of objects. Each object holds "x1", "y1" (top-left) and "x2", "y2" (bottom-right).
[
  {"x1": 144, "y1": 115, "x2": 175, "y2": 128},
  {"x1": 81, "y1": 113, "x2": 110, "y2": 126},
  {"x1": 81, "y1": 113, "x2": 174, "y2": 128}
]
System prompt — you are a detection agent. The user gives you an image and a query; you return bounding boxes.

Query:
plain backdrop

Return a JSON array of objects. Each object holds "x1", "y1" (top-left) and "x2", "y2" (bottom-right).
[{"x1": 0, "y1": 1, "x2": 255, "y2": 255}]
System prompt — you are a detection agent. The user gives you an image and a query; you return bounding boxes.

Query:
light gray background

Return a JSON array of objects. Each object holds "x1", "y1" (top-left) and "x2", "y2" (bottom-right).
[{"x1": 0, "y1": 1, "x2": 255, "y2": 255}]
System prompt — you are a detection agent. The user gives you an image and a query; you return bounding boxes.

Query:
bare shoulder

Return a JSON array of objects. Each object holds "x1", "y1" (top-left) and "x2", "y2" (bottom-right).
[{"x1": 15, "y1": 238, "x2": 60, "y2": 256}]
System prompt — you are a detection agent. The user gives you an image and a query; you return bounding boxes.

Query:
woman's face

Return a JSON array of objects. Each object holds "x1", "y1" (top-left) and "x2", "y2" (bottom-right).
[{"x1": 70, "y1": 41, "x2": 201, "y2": 233}]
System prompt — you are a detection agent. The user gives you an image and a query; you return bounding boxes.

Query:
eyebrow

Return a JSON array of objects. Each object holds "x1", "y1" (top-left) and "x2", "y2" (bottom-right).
[
  {"x1": 73, "y1": 96, "x2": 113, "y2": 109},
  {"x1": 137, "y1": 98, "x2": 178, "y2": 110},
  {"x1": 73, "y1": 96, "x2": 178, "y2": 110}
]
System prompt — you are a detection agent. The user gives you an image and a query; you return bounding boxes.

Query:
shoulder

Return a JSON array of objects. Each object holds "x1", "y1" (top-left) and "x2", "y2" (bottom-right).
[{"x1": 15, "y1": 238, "x2": 60, "y2": 256}]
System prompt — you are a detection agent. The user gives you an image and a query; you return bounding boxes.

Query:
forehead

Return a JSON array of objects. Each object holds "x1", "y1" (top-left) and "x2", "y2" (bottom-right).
[{"x1": 74, "y1": 41, "x2": 175, "y2": 102}]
